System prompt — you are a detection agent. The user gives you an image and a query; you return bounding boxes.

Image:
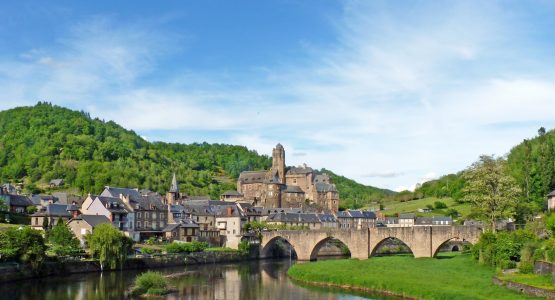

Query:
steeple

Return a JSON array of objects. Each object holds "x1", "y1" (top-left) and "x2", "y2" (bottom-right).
[
  {"x1": 170, "y1": 173, "x2": 179, "y2": 193},
  {"x1": 272, "y1": 143, "x2": 286, "y2": 184}
]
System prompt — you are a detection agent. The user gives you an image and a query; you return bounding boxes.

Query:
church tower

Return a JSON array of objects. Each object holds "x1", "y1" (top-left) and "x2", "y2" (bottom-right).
[
  {"x1": 166, "y1": 173, "x2": 179, "y2": 205},
  {"x1": 272, "y1": 143, "x2": 286, "y2": 184}
]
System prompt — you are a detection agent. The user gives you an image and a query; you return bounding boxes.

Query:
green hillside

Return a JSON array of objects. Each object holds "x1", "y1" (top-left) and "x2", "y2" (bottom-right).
[{"x1": 0, "y1": 103, "x2": 393, "y2": 205}]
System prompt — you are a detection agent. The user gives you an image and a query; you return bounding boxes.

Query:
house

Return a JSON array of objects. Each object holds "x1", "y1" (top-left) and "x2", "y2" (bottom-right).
[
  {"x1": 417, "y1": 208, "x2": 432, "y2": 213},
  {"x1": 0, "y1": 183, "x2": 17, "y2": 194},
  {"x1": 318, "y1": 213, "x2": 338, "y2": 228},
  {"x1": 49, "y1": 179, "x2": 64, "y2": 188},
  {"x1": 162, "y1": 220, "x2": 199, "y2": 242},
  {"x1": 383, "y1": 217, "x2": 399, "y2": 227},
  {"x1": 336, "y1": 211, "x2": 352, "y2": 229},
  {"x1": 215, "y1": 204, "x2": 246, "y2": 249},
  {"x1": 67, "y1": 215, "x2": 111, "y2": 246},
  {"x1": 220, "y1": 190, "x2": 244, "y2": 202},
  {"x1": 80, "y1": 196, "x2": 130, "y2": 232},
  {"x1": 398, "y1": 213, "x2": 416, "y2": 227},
  {"x1": 236, "y1": 202, "x2": 264, "y2": 223},
  {"x1": 30, "y1": 194, "x2": 58, "y2": 208},
  {"x1": 548, "y1": 190, "x2": 555, "y2": 211},
  {"x1": 0, "y1": 193, "x2": 33, "y2": 213},
  {"x1": 100, "y1": 186, "x2": 168, "y2": 241},
  {"x1": 30, "y1": 204, "x2": 74, "y2": 230},
  {"x1": 266, "y1": 212, "x2": 322, "y2": 230}
]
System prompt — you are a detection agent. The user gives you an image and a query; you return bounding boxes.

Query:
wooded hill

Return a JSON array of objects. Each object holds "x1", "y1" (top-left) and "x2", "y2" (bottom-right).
[
  {"x1": 391, "y1": 127, "x2": 555, "y2": 221},
  {"x1": 0, "y1": 103, "x2": 393, "y2": 205}
]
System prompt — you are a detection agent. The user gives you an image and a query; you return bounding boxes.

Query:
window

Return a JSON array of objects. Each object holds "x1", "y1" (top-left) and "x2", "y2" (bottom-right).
[
  {"x1": 137, "y1": 212, "x2": 141, "y2": 218},
  {"x1": 137, "y1": 221, "x2": 141, "y2": 228},
  {"x1": 152, "y1": 213, "x2": 157, "y2": 220}
]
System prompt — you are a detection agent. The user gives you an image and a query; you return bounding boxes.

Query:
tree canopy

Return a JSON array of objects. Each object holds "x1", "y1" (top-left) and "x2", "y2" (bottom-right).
[{"x1": 85, "y1": 223, "x2": 133, "y2": 270}]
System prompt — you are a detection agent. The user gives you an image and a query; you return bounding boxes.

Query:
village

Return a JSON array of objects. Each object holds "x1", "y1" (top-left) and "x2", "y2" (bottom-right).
[{"x1": 0, "y1": 144, "x2": 457, "y2": 251}]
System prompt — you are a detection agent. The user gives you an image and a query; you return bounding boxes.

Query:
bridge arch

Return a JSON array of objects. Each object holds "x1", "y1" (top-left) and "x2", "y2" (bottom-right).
[
  {"x1": 260, "y1": 236, "x2": 298, "y2": 259},
  {"x1": 308, "y1": 236, "x2": 352, "y2": 261},
  {"x1": 370, "y1": 236, "x2": 414, "y2": 257},
  {"x1": 431, "y1": 237, "x2": 474, "y2": 257}
]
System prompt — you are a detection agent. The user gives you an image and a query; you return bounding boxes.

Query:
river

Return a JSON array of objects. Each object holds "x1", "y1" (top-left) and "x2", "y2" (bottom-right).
[{"x1": 0, "y1": 259, "x2": 397, "y2": 300}]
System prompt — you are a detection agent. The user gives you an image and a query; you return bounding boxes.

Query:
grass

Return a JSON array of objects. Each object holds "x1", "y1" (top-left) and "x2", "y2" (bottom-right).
[
  {"x1": 0, "y1": 223, "x2": 21, "y2": 232},
  {"x1": 498, "y1": 273, "x2": 555, "y2": 291},
  {"x1": 205, "y1": 247, "x2": 240, "y2": 253},
  {"x1": 380, "y1": 197, "x2": 471, "y2": 218},
  {"x1": 288, "y1": 252, "x2": 540, "y2": 299}
]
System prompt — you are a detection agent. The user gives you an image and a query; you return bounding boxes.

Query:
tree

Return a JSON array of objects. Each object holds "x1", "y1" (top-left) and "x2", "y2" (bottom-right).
[
  {"x1": 85, "y1": 223, "x2": 133, "y2": 271},
  {"x1": 42, "y1": 217, "x2": 49, "y2": 230},
  {"x1": 463, "y1": 155, "x2": 521, "y2": 232},
  {"x1": 0, "y1": 226, "x2": 46, "y2": 270},
  {"x1": 434, "y1": 201, "x2": 447, "y2": 209},
  {"x1": 47, "y1": 220, "x2": 80, "y2": 256}
]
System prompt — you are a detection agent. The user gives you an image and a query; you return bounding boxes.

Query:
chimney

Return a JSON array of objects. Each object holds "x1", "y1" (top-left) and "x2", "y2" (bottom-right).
[{"x1": 227, "y1": 207, "x2": 233, "y2": 216}]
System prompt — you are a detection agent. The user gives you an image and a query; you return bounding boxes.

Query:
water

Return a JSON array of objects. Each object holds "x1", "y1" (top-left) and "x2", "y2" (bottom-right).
[{"x1": 0, "y1": 259, "x2": 397, "y2": 300}]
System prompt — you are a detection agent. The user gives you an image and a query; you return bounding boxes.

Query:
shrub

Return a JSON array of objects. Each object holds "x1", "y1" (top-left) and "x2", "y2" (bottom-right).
[
  {"x1": 545, "y1": 213, "x2": 555, "y2": 236},
  {"x1": 134, "y1": 271, "x2": 167, "y2": 295},
  {"x1": 140, "y1": 247, "x2": 157, "y2": 255},
  {"x1": 434, "y1": 201, "x2": 447, "y2": 209},
  {"x1": 163, "y1": 241, "x2": 208, "y2": 253}
]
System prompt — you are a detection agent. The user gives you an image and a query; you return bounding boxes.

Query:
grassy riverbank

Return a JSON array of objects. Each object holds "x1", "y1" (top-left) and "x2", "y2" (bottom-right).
[{"x1": 288, "y1": 253, "x2": 540, "y2": 299}]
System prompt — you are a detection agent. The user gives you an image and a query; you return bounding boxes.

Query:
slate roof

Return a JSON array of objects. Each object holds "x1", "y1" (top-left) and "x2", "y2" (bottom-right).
[
  {"x1": 267, "y1": 212, "x2": 321, "y2": 223},
  {"x1": 314, "y1": 182, "x2": 337, "y2": 193},
  {"x1": 222, "y1": 190, "x2": 243, "y2": 196},
  {"x1": 4, "y1": 194, "x2": 33, "y2": 207},
  {"x1": 286, "y1": 166, "x2": 314, "y2": 175},
  {"x1": 415, "y1": 217, "x2": 433, "y2": 225},
  {"x1": 362, "y1": 211, "x2": 377, "y2": 219},
  {"x1": 548, "y1": 190, "x2": 555, "y2": 197},
  {"x1": 49, "y1": 179, "x2": 64, "y2": 186},
  {"x1": 97, "y1": 197, "x2": 129, "y2": 214},
  {"x1": 349, "y1": 210, "x2": 364, "y2": 218},
  {"x1": 169, "y1": 173, "x2": 179, "y2": 193},
  {"x1": 52, "y1": 192, "x2": 69, "y2": 204},
  {"x1": 75, "y1": 215, "x2": 111, "y2": 227},
  {"x1": 399, "y1": 213, "x2": 416, "y2": 219},
  {"x1": 32, "y1": 203, "x2": 72, "y2": 217},
  {"x1": 238, "y1": 171, "x2": 268, "y2": 183},
  {"x1": 1, "y1": 184, "x2": 16, "y2": 194},
  {"x1": 336, "y1": 211, "x2": 351, "y2": 218},
  {"x1": 284, "y1": 185, "x2": 304, "y2": 193},
  {"x1": 318, "y1": 213, "x2": 337, "y2": 222},
  {"x1": 313, "y1": 174, "x2": 330, "y2": 183},
  {"x1": 101, "y1": 187, "x2": 142, "y2": 202}
]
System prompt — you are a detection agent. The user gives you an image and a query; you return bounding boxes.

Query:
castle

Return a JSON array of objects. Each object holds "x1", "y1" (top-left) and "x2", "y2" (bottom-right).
[{"x1": 236, "y1": 144, "x2": 339, "y2": 212}]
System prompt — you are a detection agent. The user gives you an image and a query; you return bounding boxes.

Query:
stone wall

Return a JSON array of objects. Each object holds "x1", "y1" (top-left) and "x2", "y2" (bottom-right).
[
  {"x1": 534, "y1": 261, "x2": 555, "y2": 275},
  {"x1": 493, "y1": 277, "x2": 555, "y2": 299},
  {"x1": 0, "y1": 251, "x2": 250, "y2": 283}
]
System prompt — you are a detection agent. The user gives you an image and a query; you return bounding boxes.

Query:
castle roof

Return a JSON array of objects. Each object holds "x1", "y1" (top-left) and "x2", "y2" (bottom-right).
[
  {"x1": 287, "y1": 166, "x2": 313, "y2": 175},
  {"x1": 238, "y1": 171, "x2": 267, "y2": 183},
  {"x1": 284, "y1": 185, "x2": 304, "y2": 193},
  {"x1": 275, "y1": 143, "x2": 284, "y2": 150},
  {"x1": 314, "y1": 182, "x2": 337, "y2": 193}
]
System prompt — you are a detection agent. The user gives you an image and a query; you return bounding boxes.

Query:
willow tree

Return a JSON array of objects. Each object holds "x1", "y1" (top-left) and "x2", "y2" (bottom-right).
[
  {"x1": 85, "y1": 224, "x2": 133, "y2": 271},
  {"x1": 463, "y1": 155, "x2": 521, "y2": 232}
]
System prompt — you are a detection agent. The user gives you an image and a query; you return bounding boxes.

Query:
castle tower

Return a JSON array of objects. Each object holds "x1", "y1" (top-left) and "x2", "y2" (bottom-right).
[
  {"x1": 272, "y1": 143, "x2": 286, "y2": 184},
  {"x1": 166, "y1": 173, "x2": 179, "y2": 205}
]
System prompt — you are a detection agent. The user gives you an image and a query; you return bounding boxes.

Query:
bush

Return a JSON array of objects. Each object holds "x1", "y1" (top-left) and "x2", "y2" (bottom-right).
[
  {"x1": 163, "y1": 241, "x2": 208, "y2": 253},
  {"x1": 545, "y1": 213, "x2": 555, "y2": 236},
  {"x1": 140, "y1": 247, "x2": 157, "y2": 255},
  {"x1": 0, "y1": 226, "x2": 46, "y2": 270},
  {"x1": 434, "y1": 201, "x2": 447, "y2": 209},
  {"x1": 472, "y1": 229, "x2": 536, "y2": 269},
  {"x1": 133, "y1": 271, "x2": 167, "y2": 295}
]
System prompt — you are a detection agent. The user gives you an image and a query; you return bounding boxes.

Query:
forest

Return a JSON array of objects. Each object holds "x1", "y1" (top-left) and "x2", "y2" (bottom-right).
[{"x1": 0, "y1": 103, "x2": 391, "y2": 203}]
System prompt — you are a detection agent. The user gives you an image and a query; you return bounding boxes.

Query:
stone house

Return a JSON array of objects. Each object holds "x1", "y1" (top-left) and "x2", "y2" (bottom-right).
[
  {"x1": 266, "y1": 212, "x2": 322, "y2": 230},
  {"x1": 163, "y1": 220, "x2": 199, "y2": 242},
  {"x1": 80, "y1": 196, "x2": 130, "y2": 231},
  {"x1": 30, "y1": 203, "x2": 75, "y2": 230},
  {"x1": 215, "y1": 205, "x2": 246, "y2": 249},
  {"x1": 398, "y1": 213, "x2": 416, "y2": 227},
  {"x1": 414, "y1": 216, "x2": 453, "y2": 226},
  {"x1": 1, "y1": 194, "x2": 33, "y2": 213},
  {"x1": 49, "y1": 179, "x2": 64, "y2": 188},
  {"x1": 318, "y1": 213, "x2": 338, "y2": 228},
  {"x1": 67, "y1": 215, "x2": 111, "y2": 246}
]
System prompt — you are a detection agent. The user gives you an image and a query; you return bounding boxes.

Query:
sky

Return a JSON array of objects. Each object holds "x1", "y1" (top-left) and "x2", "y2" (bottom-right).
[{"x1": 1, "y1": 1, "x2": 555, "y2": 192}]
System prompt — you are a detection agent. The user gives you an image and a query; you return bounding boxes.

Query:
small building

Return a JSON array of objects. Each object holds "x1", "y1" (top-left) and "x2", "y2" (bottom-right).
[
  {"x1": 215, "y1": 205, "x2": 246, "y2": 249},
  {"x1": 30, "y1": 204, "x2": 74, "y2": 230},
  {"x1": 266, "y1": 212, "x2": 322, "y2": 230},
  {"x1": 49, "y1": 179, "x2": 64, "y2": 188},
  {"x1": 398, "y1": 213, "x2": 416, "y2": 227},
  {"x1": 417, "y1": 208, "x2": 432, "y2": 213},
  {"x1": 67, "y1": 215, "x2": 111, "y2": 246},
  {"x1": 318, "y1": 213, "x2": 338, "y2": 228},
  {"x1": 220, "y1": 190, "x2": 244, "y2": 202},
  {"x1": 163, "y1": 220, "x2": 199, "y2": 242},
  {"x1": 0, "y1": 193, "x2": 33, "y2": 213}
]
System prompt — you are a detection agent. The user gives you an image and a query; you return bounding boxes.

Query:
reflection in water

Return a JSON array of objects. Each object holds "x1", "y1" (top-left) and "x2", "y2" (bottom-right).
[{"x1": 0, "y1": 260, "x2": 394, "y2": 300}]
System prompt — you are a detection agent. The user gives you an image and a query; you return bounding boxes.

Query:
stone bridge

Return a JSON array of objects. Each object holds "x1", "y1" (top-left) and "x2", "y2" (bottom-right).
[{"x1": 260, "y1": 226, "x2": 481, "y2": 261}]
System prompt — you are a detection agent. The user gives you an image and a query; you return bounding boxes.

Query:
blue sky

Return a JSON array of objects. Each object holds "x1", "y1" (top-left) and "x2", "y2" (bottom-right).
[{"x1": 2, "y1": 1, "x2": 555, "y2": 191}]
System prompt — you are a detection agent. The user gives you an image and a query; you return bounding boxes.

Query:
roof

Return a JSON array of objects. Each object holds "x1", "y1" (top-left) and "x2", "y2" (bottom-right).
[
  {"x1": 314, "y1": 182, "x2": 337, "y2": 193},
  {"x1": 399, "y1": 213, "x2": 416, "y2": 219},
  {"x1": 318, "y1": 213, "x2": 337, "y2": 222},
  {"x1": 238, "y1": 171, "x2": 268, "y2": 184},
  {"x1": 73, "y1": 215, "x2": 110, "y2": 227},
  {"x1": 32, "y1": 204, "x2": 72, "y2": 217},
  {"x1": 267, "y1": 212, "x2": 320, "y2": 223},
  {"x1": 336, "y1": 211, "x2": 351, "y2": 218},
  {"x1": 313, "y1": 174, "x2": 330, "y2": 183},
  {"x1": 284, "y1": 185, "x2": 304, "y2": 193},
  {"x1": 222, "y1": 190, "x2": 243, "y2": 196},
  {"x1": 49, "y1": 179, "x2": 64, "y2": 186},
  {"x1": 548, "y1": 190, "x2": 555, "y2": 197},
  {"x1": 286, "y1": 166, "x2": 314, "y2": 175},
  {"x1": 3, "y1": 194, "x2": 33, "y2": 207},
  {"x1": 101, "y1": 186, "x2": 142, "y2": 202},
  {"x1": 169, "y1": 173, "x2": 179, "y2": 193},
  {"x1": 97, "y1": 197, "x2": 130, "y2": 213}
]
